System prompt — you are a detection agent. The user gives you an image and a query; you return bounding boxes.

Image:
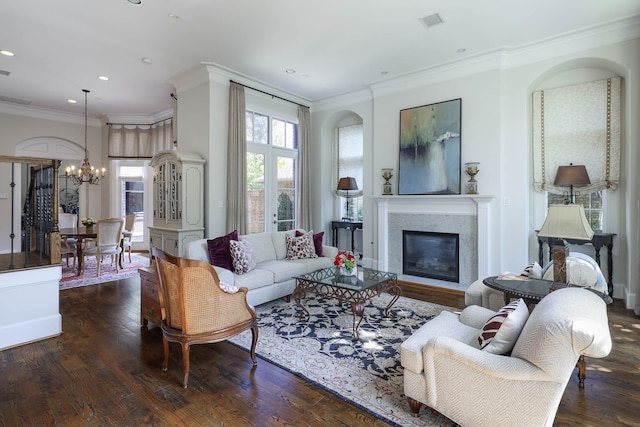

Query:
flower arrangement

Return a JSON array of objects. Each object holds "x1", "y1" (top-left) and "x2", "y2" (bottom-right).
[
  {"x1": 81, "y1": 217, "x2": 96, "y2": 226},
  {"x1": 334, "y1": 250, "x2": 356, "y2": 272}
]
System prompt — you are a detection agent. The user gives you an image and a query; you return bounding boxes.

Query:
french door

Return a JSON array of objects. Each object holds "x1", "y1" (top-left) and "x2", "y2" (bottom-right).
[
  {"x1": 114, "y1": 160, "x2": 152, "y2": 251},
  {"x1": 247, "y1": 146, "x2": 297, "y2": 234}
]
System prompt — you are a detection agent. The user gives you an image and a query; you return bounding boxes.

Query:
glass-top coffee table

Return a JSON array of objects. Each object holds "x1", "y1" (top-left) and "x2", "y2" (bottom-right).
[{"x1": 294, "y1": 266, "x2": 400, "y2": 340}]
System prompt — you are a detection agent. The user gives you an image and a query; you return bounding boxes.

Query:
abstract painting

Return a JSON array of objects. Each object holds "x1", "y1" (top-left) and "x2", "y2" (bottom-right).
[{"x1": 398, "y1": 99, "x2": 461, "y2": 195}]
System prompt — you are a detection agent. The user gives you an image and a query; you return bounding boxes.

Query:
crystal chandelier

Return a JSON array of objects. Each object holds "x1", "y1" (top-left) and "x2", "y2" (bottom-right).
[{"x1": 65, "y1": 89, "x2": 105, "y2": 185}]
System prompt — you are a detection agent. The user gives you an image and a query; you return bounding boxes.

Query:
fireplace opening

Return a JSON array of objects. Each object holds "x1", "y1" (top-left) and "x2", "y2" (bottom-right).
[{"x1": 403, "y1": 230, "x2": 460, "y2": 283}]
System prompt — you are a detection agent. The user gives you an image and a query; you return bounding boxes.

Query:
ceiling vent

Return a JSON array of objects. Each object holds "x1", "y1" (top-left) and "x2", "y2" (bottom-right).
[
  {"x1": 0, "y1": 94, "x2": 32, "y2": 105},
  {"x1": 0, "y1": 69, "x2": 10, "y2": 76},
  {"x1": 420, "y1": 13, "x2": 443, "y2": 28}
]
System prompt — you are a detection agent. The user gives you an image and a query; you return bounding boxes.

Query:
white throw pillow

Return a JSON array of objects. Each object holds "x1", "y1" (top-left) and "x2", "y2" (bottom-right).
[
  {"x1": 543, "y1": 257, "x2": 597, "y2": 287},
  {"x1": 520, "y1": 261, "x2": 542, "y2": 279},
  {"x1": 478, "y1": 298, "x2": 529, "y2": 354}
]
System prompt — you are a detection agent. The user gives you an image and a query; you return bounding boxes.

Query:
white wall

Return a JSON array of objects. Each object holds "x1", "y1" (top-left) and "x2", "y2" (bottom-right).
[
  {"x1": 312, "y1": 36, "x2": 639, "y2": 310},
  {"x1": 0, "y1": 111, "x2": 105, "y2": 222}
]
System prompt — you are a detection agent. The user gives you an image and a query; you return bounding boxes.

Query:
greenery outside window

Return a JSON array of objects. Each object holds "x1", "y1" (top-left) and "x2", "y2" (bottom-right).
[{"x1": 246, "y1": 110, "x2": 298, "y2": 233}]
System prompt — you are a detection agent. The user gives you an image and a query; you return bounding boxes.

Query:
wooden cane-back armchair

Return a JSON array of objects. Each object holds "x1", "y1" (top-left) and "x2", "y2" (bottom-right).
[{"x1": 151, "y1": 246, "x2": 258, "y2": 388}]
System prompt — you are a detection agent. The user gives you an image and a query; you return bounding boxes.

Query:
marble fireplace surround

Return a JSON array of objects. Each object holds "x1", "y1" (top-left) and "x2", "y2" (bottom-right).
[{"x1": 373, "y1": 195, "x2": 493, "y2": 289}]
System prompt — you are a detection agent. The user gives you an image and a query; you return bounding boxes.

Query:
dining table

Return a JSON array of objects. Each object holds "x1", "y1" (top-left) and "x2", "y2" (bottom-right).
[{"x1": 59, "y1": 226, "x2": 127, "y2": 276}]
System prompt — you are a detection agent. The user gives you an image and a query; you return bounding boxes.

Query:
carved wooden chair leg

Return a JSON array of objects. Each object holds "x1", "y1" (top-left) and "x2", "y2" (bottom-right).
[
  {"x1": 161, "y1": 337, "x2": 169, "y2": 371},
  {"x1": 408, "y1": 397, "x2": 422, "y2": 417},
  {"x1": 181, "y1": 343, "x2": 191, "y2": 388},
  {"x1": 577, "y1": 354, "x2": 586, "y2": 388},
  {"x1": 250, "y1": 324, "x2": 259, "y2": 365}
]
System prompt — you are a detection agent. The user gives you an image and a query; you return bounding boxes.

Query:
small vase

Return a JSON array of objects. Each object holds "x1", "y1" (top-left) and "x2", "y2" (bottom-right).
[{"x1": 340, "y1": 265, "x2": 357, "y2": 276}]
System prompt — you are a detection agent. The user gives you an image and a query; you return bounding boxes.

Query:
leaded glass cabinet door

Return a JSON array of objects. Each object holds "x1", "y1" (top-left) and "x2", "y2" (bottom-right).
[{"x1": 154, "y1": 160, "x2": 166, "y2": 221}]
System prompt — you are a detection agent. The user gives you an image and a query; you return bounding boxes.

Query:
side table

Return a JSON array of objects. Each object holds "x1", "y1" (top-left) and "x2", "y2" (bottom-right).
[
  {"x1": 331, "y1": 220, "x2": 362, "y2": 253},
  {"x1": 139, "y1": 266, "x2": 162, "y2": 327},
  {"x1": 536, "y1": 231, "x2": 616, "y2": 296}
]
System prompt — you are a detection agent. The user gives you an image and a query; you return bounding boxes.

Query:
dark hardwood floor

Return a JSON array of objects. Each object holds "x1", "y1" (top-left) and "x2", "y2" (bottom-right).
[{"x1": 0, "y1": 276, "x2": 638, "y2": 426}]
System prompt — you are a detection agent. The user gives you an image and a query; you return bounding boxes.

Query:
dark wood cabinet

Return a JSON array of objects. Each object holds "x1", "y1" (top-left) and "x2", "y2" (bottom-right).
[{"x1": 139, "y1": 266, "x2": 162, "y2": 327}]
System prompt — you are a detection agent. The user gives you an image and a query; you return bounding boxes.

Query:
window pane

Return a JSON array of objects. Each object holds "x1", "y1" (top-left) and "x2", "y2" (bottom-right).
[
  {"x1": 273, "y1": 119, "x2": 285, "y2": 147},
  {"x1": 247, "y1": 152, "x2": 265, "y2": 234},
  {"x1": 276, "y1": 156, "x2": 295, "y2": 231},
  {"x1": 337, "y1": 124, "x2": 363, "y2": 221},
  {"x1": 246, "y1": 112, "x2": 254, "y2": 142},
  {"x1": 286, "y1": 122, "x2": 296, "y2": 149},
  {"x1": 546, "y1": 191, "x2": 603, "y2": 232},
  {"x1": 254, "y1": 113, "x2": 268, "y2": 144}
]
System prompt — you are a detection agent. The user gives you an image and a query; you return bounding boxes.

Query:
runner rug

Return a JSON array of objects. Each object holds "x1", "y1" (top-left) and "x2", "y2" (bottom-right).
[
  {"x1": 228, "y1": 293, "x2": 457, "y2": 427},
  {"x1": 59, "y1": 253, "x2": 149, "y2": 290}
]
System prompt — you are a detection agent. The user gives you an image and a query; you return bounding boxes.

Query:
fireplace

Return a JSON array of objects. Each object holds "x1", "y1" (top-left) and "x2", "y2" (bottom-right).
[{"x1": 403, "y1": 230, "x2": 460, "y2": 283}]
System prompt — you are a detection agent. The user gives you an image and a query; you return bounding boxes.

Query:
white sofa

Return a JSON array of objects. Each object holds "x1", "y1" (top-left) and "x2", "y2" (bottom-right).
[
  {"x1": 184, "y1": 230, "x2": 339, "y2": 307},
  {"x1": 402, "y1": 287, "x2": 612, "y2": 426}
]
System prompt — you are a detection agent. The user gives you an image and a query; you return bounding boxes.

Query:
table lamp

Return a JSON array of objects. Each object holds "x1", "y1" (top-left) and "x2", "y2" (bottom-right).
[
  {"x1": 337, "y1": 177, "x2": 358, "y2": 220},
  {"x1": 554, "y1": 164, "x2": 590, "y2": 204},
  {"x1": 538, "y1": 204, "x2": 594, "y2": 283}
]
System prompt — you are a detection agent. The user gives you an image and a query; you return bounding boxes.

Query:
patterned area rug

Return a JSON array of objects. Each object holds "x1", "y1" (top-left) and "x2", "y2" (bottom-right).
[
  {"x1": 59, "y1": 253, "x2": 149, "y2": 290},
  {"x1": 228, "y1": 293, "x2": 457, "y2": 426}
]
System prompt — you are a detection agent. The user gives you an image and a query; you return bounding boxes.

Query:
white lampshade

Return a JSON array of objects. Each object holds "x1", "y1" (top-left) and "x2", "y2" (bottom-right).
[{"x1": 538, "y1": 204, "x2": 594, "y2": 240}]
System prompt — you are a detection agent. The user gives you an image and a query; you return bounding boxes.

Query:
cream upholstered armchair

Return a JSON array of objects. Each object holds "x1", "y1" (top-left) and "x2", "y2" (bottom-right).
[
  {"x1": 401, "y1": 287, "x2": 611, "y2": 427},
  {"x1": 151, "y1": 247, "x2": 258, "y2": 388}
]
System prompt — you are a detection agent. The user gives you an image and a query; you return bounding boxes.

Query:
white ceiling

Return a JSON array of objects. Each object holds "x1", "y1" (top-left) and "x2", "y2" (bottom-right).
[{"x1": 1, "y1": 0, "x2": 639, "y2": 119}]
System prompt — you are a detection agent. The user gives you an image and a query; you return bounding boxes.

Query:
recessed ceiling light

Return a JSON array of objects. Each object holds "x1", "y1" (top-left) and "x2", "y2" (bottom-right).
[
  {"x1": 67, "y1": 99, "x2": 77, "y2": 104},
  {"x1": 0, "y1": 50, "x2": 15, "y2": 57},
  {"x1": 457, "y1": 48, "x2": 467, "y2": 53},
  {"x1": 141, "y1": 57, "x2": 152, "y2": 65},
  {"x1": 285, "y1": 69, "x2": 296, "y2": 74},
  {"x1": 128, "y1": 0, "x2": 141, "y2": 4},
  {"x1": 98, "y1": 75, "x2": 110, "y2": 81}
]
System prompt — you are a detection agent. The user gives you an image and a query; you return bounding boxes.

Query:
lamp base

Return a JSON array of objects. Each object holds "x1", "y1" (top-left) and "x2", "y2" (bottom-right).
[{"x1": 550, "y1": 240, "x2": 569, "y2": 283}]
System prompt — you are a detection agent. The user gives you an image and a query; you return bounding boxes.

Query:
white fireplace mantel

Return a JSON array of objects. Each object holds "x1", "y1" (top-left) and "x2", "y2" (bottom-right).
[{"x1": 373, "y1": 195, "x2": 494, "y2": 280}]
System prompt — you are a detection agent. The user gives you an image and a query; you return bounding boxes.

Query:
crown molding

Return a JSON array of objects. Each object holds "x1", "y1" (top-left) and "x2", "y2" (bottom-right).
[{"x1": 0, "y1": 101, "x2": 101, "y2": 126}]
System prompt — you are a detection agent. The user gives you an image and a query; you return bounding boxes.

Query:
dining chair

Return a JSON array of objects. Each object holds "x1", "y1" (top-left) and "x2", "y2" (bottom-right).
[
  {"x1": 151, "y1": 246, "x2": 259, "y2": 388},
  {"x1": 59, "y1": 213, "x2": 78, "y2": 267},
  {"x1": 84, "y1": 218, "x2": 124, "y2": 276},
  {"x1": 122, "y1": 213, "x2": 136, "y2": 263}
]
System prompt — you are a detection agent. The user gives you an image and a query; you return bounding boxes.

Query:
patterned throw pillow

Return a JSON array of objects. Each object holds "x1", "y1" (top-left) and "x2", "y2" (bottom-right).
[
  {"x1": 286, "y1": 231, "x2": 318, "y2": 260},
  {"x1": 296, "y1": 230, "x2": 324, "y2": 256},
  {"x1": 206, "y1": 230, "x2": 238, "y2": 271},
  {"x1": 478, "y1": 298, "x2": 529, "y2": 354},
  {"x1": 229, "y1": 239, "x2": 257, "y2": 274},
  {"x1": 520, "y1": 261, "x2": 542, "y2": 279}
]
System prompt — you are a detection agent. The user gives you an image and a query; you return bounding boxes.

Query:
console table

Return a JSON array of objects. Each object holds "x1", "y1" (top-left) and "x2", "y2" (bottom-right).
[
  {"x1": 536, "y1": 231, "x2": 616, "y2": 296},
  {"x1": 331, "y1": 220, "x2": 362, "y2": 253}
]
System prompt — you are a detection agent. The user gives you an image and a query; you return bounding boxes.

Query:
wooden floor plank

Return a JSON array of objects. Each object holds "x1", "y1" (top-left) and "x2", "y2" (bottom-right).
[{"x1": 0, "y1": 275, "x2": 637, "y2": 426}]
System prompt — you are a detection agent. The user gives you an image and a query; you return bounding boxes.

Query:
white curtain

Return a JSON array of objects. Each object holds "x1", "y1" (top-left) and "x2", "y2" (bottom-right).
[
  {"x1": 108, "y1": 119, "x2": 173, "y2": 159},
  {"x1": 226, "y1": 82, "x2": 247, "y2": 235},
  {"x1": 298, "y1": 105, "x2": 312, "y2": 231},
  {"x1": 532, "y1": 77, "x2": 621, "y2": 193}
]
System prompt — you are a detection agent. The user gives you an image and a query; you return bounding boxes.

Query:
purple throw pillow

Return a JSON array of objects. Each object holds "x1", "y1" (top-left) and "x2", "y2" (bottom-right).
[
  {"x1": 206, "y1": 230, "x2": 238, "y2": 271},
  {"x1": 296, "y1": 230, "x2": 324, "y2": 256}
]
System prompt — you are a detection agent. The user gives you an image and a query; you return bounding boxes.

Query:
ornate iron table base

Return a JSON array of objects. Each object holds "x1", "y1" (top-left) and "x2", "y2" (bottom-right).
[{"x1": 293, "y1": 267, "x2": 400, "y2": 340}]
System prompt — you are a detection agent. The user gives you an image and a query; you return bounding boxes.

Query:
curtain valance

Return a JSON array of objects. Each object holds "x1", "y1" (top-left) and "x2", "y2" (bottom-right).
[
  {"x1": 108, "y1": 119, "x2": 173, "y2": 159},
  {"x1": 532, "y1": 77, "x2": 621, "y2": 193}
]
